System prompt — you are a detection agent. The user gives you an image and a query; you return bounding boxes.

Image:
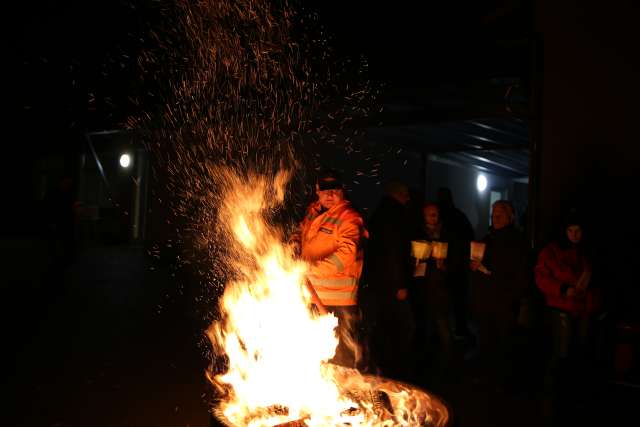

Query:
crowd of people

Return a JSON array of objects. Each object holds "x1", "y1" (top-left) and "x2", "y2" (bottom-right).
[{"x1": 293, "y1": 168, "x2": 607, "y2": 414}]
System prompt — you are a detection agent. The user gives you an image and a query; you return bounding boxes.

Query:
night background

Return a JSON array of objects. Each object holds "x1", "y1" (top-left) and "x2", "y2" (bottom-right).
[{"x1": 4, "y1": 1, "x2": 640, "y2": 426}]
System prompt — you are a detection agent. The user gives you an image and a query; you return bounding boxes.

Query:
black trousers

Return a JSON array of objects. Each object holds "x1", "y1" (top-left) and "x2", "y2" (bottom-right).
[
  {"x1": 370, "y1": 298, "x2": 415, "y2": 382},
  {"x1": 449, "y1": 270, "x2": 470, "y2": 333},
  {"x1": 326, "y1": 305, "x2": 361, "y2": 369}
]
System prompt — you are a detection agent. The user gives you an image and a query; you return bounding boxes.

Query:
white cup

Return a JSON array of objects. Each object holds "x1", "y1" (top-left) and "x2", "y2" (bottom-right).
[
  {"x1": 470, "y1": 241, "x2": 486, "y2": 261},
  {"x1": 432, "y1": 242, "x2": 448, "y2": 260},
  {"x1": 411, "y1": 240, "x2": 431, "y2": 260}
]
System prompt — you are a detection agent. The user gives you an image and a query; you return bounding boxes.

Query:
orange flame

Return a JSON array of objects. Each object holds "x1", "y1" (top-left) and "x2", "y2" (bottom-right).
[{"x1": 207, "y1": 169, "x2": 448, "y2": 426}]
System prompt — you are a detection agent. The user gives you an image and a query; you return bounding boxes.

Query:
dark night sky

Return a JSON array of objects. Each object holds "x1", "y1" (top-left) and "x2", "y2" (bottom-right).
[
  {"x1": 9, "y1": 1, "x2": 532, "y2": 146},
  {"x1": 11, "y1": 1, "x2": 154, "y2": 140}
]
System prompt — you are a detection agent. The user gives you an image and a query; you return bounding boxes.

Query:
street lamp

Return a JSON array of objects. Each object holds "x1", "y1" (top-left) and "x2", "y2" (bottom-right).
[
  {"x1": 476, "y1": 174, "x2": 487, "y2": 192},
  {"x1": 119, "y1": 153, "x2": 131, "y2": 168}
]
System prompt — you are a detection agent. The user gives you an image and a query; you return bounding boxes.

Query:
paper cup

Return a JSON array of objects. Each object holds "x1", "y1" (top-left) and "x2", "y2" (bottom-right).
[
  {"x1": 413, "y1": 262, "x2": 427, "y2": 277},
  {"x1": 470, "y1": 241, "x2": 486, "y2": 261},
  {"x1": 411, "y1": 240, "x2": 431, "y2": 260},
  {"x1": 432, "y1": 242, "x2": 448, "y2": 260}
]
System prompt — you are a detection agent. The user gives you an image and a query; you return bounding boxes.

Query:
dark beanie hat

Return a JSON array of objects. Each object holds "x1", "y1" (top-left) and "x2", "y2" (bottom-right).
[
  {"x1": 562, "y1": 207, "x2": 584, "y2": 228},
  {"x1": 316, "y1": 168, "x2": 343, "y2": 190}
]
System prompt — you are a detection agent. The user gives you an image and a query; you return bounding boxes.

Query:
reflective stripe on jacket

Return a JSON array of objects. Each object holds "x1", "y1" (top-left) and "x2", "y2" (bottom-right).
[{"x1": 300, "y1": 200, "x2": 366, "y2": 306}]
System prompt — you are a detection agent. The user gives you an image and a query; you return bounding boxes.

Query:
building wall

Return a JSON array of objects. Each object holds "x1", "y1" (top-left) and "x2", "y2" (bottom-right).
[
  {"x1": 536, "y1": 1, "x2": 640, "y2": 238},
  {"x1": 535, "y1": 0, "x2": 640, "y2": 317}
]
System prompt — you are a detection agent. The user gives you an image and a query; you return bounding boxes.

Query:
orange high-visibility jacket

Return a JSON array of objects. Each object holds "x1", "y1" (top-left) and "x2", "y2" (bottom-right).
[{"x1": 300, "y1": 200, "x2": 367, "y2": 306}]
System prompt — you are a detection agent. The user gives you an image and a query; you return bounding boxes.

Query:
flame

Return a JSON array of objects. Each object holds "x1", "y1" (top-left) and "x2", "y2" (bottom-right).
[{"x1": 207, "y1": 170, "x2": 448, "y2": 427}]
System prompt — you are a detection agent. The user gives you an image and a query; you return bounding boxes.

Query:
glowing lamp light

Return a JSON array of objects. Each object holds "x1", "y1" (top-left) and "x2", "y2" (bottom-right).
[
  {"x1": 119, "y1": 153, "x2": 131, "y2": 168},
  {"x1": 476, "y1": 174, "x2": 487, "y2": 192}
]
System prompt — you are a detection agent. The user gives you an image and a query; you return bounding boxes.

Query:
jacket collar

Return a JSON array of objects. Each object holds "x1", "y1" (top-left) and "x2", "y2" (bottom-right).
[{"x1": 308, "y1": 199, "x2": 350, "y2": 218}]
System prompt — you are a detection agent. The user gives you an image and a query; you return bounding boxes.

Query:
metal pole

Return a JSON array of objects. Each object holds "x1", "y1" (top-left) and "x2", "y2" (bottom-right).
[
  {"x1": 139, "y1": 149, "x2": 149, "y2": 241},
  {"x1": 84, "y1": 133, "x2": 116, "y2": 206},
  {"x1": 527, "y1": 34, "x2": 544, "y2": 250},
  {"x1": 131, "y1": 148, "x2": 148, "y2": 242}
]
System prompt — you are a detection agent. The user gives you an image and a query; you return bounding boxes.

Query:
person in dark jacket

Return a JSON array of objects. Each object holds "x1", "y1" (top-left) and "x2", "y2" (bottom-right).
[
  {"x1": 470, "y1": 200, "x2": 529, "y2": 387},
  {"x1": 362, "y1": 181, "x2": 415, "y2": 381},
  {"x1": 437, "y1": 187, "x2": 474, "y2": 338},
  {"x1": 412, "y1": 203, "x2": 453, "y2": 354}
]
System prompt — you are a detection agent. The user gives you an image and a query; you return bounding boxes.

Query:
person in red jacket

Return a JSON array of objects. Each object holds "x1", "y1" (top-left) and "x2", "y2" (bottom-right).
[
  {"x1": 535, "y1": 209, "x2": 602, "y2": 398},
  {"x1": 292, "y1": 169, "x2": 367, "y2": 368}
]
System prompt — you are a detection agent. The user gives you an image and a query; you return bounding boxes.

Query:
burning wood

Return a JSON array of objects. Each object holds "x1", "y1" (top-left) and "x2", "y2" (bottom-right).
[{"x1": 212, "y1": 365, "x2": 450, "y2": 426}]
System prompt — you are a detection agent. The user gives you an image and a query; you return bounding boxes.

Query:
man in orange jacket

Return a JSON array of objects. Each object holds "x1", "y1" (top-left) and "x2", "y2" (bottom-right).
[{"x1": 294, "y1": 169, "x2": 367, "y2": 368}]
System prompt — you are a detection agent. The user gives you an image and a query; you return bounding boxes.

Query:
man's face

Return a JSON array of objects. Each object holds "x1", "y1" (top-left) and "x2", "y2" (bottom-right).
[
  {"x1": 316, "y1": 185, "x2": 344, "y2": 210},
  {"x1": 492, "y1": 205, "x2": 511, "y2": 230},
  {"x1": 566, "y1": 225, "x2": 583, "y2": 244},
  {"x1": 423, "y1": 205, "x2": 439, "y2": 226}
]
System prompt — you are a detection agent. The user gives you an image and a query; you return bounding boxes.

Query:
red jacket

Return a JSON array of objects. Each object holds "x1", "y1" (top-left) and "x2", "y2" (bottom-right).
[
  {"x1": 300, "y1": 200, "x2": 367, "y2": 306},
  {"x1": 535, "y1": 241, "x2": 600, "y2": 316}
]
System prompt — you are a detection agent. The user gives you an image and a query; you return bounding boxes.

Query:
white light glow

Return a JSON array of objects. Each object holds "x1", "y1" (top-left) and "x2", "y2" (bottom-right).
[
  {"x1": 119, "y1": 154, "x2": 131, "y2": 168},
  {"x1": 476, "y1": 174, "x2": 487, "y2": 192}
]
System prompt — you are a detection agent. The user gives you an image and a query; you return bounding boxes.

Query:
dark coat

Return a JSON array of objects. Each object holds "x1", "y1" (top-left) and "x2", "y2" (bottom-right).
[
  {"x1": 363, "y1": 196, "x2": 413, "y2": 298},
  {"x1": 440, "y1": 206, "x2": 474, "y2": 272},
  {"x1": 413, "y1": 223, "x2": 450, "y2": 316},
  {"x1": 472, "y1": 225, "x2": 529, "y2": 314}
]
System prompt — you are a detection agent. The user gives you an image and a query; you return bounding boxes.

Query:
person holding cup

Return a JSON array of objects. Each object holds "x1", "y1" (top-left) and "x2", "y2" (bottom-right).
[
  {"x1": 469, "y1": 200, "x2": 529, "y2": 389},
  {"x1": 411, "y1": 203, "x2": 454, "y2": 365}
]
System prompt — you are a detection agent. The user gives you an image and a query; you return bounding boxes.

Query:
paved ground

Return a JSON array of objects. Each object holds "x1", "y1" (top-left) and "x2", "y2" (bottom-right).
[
  {"x1": 6, "y1": 241, "x2": 212, "y2": 427},
  {"x1": 4, "y1": 239, "x2": 638, "y2": 427}
]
